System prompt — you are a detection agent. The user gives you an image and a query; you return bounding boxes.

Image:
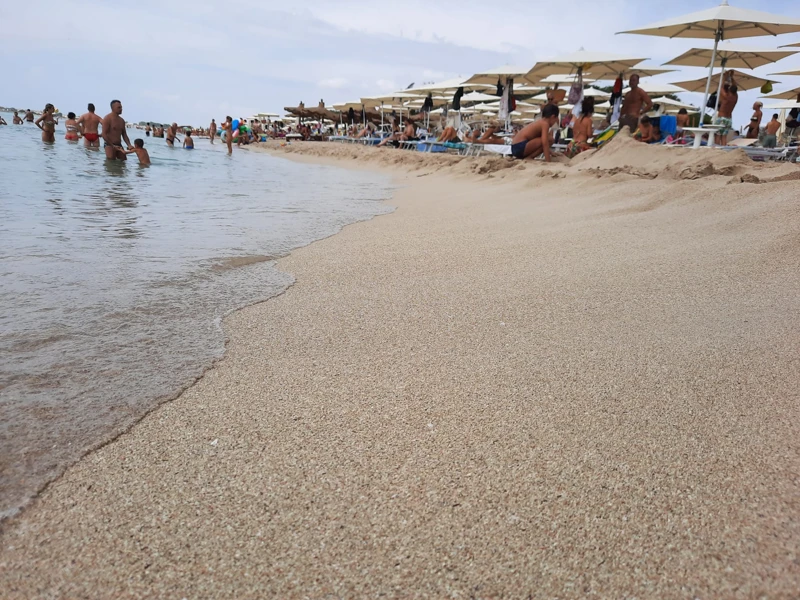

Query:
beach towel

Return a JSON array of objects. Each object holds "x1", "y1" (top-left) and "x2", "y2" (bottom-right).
[{"x1": 452, "y1": 87, "x2": 464, "y2": 111}]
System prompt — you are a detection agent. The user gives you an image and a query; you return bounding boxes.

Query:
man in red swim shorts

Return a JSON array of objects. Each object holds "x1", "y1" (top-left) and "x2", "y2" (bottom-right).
[{"x1": 77, "y1": 103, "x2": 103, "y2": 148}]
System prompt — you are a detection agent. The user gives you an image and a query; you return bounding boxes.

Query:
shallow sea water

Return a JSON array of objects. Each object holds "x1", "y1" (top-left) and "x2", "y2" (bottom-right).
[{"x1": 0, "y1": 116, "x2": 393, "y2": 518}]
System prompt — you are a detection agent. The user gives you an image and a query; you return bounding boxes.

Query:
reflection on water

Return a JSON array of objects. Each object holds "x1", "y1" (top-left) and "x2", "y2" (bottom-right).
[{"x1": 0, "y1": 115, "x2": 393, "y2": 519}]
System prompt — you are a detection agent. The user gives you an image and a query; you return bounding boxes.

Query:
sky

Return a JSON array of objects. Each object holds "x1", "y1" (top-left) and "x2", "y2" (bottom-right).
[{"x1": 2, "y1": 0, "x2": 799, "y2": 129}]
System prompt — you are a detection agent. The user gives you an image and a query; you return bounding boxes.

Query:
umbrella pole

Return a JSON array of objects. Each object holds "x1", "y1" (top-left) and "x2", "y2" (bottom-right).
[
  {"x1": 712, "y1": 57, "x2": 728, "y2": 118},
  {"x1": 381, "y1": 101, "x2": 384, "y2": 134},
  {"x1": 700, "y1": 26, "x2": 721, "y2": 129}
]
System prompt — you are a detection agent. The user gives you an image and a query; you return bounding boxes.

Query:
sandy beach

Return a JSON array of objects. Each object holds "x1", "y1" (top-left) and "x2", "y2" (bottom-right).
[{"x1": 2, "y1": 138, "x2": 799, "y2": 598}]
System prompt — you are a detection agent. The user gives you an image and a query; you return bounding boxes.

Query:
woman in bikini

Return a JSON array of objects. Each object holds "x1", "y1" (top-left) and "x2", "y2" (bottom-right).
[
  {"x1": 566, "y1": 97, "x2": 595, "y2": 159},
  {"x1": 64, "y1": 112, "x2": 80, "y2": 142},
  {"x1": 35, "y1": 104, "x2": 58, "y2": 143}
]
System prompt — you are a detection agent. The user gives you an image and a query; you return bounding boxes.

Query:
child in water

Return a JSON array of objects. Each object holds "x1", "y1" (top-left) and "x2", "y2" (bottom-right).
[
  {"x1": 183, "y1": 129, "x2": 194, "y2": 149},
  {"x1": 125, "y1": 139, "x2": 151, "y2": 165}
]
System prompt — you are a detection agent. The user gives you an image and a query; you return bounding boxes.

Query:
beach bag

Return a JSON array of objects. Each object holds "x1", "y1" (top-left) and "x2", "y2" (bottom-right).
[
  {"x1": 568, "y1": 68, "x2": 583, "y2": 104},
  {"x1": 760, "y1": 82, "x2": 773, "y2": 94},
  {"x1": 706, "y1": 93, "x2": 717, "y2": 109}
]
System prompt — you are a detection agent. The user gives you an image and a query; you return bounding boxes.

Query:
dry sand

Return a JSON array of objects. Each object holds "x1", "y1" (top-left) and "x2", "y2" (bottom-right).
[{"x1": 2, "y1": 138, "x2": 799, "y2": 598}]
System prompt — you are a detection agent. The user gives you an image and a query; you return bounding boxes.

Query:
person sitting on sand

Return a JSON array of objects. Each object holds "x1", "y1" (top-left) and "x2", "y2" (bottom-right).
[
  {"x1": 464, "y1": 122, "x2": 505, "y2": 145},
  {"x1": 124, "y1": 138, "x2": 151, "y2": 165},
  {"x1": 566, "y1": 98, "x2": 595, "y2": 158},
  {"x1": 764, "y1": 114, "x2": 781, "y2": 148},
  {"x1": 509, "y1": 103, "x2": 560, "y2": 161},
  {"x1": 634, "y1": 115, "x2": 654, "y2": 143}
]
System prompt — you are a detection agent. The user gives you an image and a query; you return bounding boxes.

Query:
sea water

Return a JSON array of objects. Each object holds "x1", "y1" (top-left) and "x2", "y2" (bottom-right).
[{"x1": 0, "y1": 116, "x2": 393, "y2": 518}]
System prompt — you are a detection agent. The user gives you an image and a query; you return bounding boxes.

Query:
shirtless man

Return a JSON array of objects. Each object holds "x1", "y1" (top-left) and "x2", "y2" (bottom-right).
[
  {"x1": 746, "y1": 101, "x2": 763, "y2": 139},
  {"x1": 24, "y1": 109, "x2": 34, "y2": 123},
  {"x1": 77, "y1": 103, "x2": 103, "y2": 148},
  {"x1": 209, "y1": 119, "x2": 217, "y2": 144},
  {"x1": 619, "y1": 74, "x2": 652, "y2": 133},
  {"x1": 510, "y1": 103, "x2": 560, "y2": 161},
  {"x1": 12, "y1": 111, "x2": 23, "y2": 124},
  {"x1": 102, "y1": 99, "x2": 133, "y2": 161},
  {"x1": 763, "y1": 114, "x2": 781, "y2": 148},
  {"x1": 166, "y1": 123, "x2": 179, "y2": 146},
  {"x1": 715, "y1": 70, "x2": 738, "y2": 145}
]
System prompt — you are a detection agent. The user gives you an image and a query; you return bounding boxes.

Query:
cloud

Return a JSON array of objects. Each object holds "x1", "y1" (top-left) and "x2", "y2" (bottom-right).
[{"x1": 318, "y1": 78, "x2": 349, "y2": 89}]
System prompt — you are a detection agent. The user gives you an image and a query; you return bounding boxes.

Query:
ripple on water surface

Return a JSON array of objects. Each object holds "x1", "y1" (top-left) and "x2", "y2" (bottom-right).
[{"x1": 0, "y1": 118, "x2": 393, "y2": 519}]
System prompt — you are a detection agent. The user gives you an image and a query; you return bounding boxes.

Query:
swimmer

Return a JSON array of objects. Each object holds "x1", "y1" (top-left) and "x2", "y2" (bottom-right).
[
  {"x1": 183, "y1": 129, "x2": 194, "y2": 149},
  {"x1": 77, "y1": 103, "x2": 103, "y2": 148},
  {"x1": 25, "y1": 109, "x2": 34, "y2": 123},
  {"x1": 64, "y1": 112, "x2": 80, "y2": 141},
  {"x1": 124, "y1": 138, "x2": 151, "y2": 165},
  {"x1": 166, "y1": 123, "x2": 179, "y2": 146},
  {"x1": 13, "y1": 111, "x2": 23, "y2": 124},
  {"x1": 0, "y1": 115, "x2": 6, "y2": 125},
  {"x1": 102, "y1": 99, "x2": 133, "y2": 161},
  {"x1": 35, "y1": 104, "x2": 57, "y2": 143}
]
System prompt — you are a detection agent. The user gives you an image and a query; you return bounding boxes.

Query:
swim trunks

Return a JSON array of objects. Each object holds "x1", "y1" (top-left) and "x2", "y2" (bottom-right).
[
  {"x1": 83, "y1": 133, "x2": 99, "y2": 142},
  {"x1": 714, "y1": 116, "x2": 733, "y2": 136},
  {"x1": 565, "y1": 141, "x2": 590, "y2": 159},
  {"x1": 763, "y1": 134, "x2": 777, "y2": 148},
  {"x1": 511, "y1": 140, "x2": 528, "y2": 159},
  {"x1": 65, "y1": 134, "x2": 79, "y2": 141},
  {"x1": 618, "y1": 115, "x2": 640, "y2": 133}
]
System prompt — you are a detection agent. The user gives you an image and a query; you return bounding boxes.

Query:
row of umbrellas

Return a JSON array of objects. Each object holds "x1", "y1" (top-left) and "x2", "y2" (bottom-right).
[{"x1": 282, "y1": 2, "x2": 800, "y2": 127}]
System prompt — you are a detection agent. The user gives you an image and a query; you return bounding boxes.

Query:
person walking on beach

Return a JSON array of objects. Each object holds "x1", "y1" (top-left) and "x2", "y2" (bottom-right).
[
  {"x1": 715, "y1": 70, "x2": 738, "y2": 146},
  {"x1": 509, "y1": 103, "x2": 560, "y2": 161},
  {"x1": 34, "y1": 104, "x2": 57, "y2": 143},
  {"x1": 102, "y1": 99, "x2": 133, "y2": 161},
  {"x1": 619, "y1": 74, "x2": 652, "y2": 133},
  {"x1": 209, "y1": 119, "x2": 217, "y2": 144},
  {"x1": 77, "y1": 103, "x2": 103, "y2": 148}
]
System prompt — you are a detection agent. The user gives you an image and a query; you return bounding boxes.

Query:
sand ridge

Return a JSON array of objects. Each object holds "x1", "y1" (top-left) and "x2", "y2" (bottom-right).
[{"x1": 1, "y1": 145, "x2": 799, "y2": 598}]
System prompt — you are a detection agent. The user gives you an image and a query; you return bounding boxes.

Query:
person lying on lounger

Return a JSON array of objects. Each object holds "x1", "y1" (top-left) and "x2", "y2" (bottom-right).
[
  {"x1": 464, "y1": 122, "x2": 505, "y2": 145},
  {"x1": 509, "y1": 104, "x2": 560, "y2": 161},
  {"x1": 437, "y1": 126, "x2": 461, "y2": 143},
  {"x1": 354, "y1": 122, "x2": 376, "y2": 138}
]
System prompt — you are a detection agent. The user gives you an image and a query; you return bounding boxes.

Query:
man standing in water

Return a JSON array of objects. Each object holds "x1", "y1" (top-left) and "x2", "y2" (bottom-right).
[
  {"x1": 24, "y1": 109, "x2": 34, "y2": 123},
  {"x1": 222, "y1": 116, "x2": 234, "y2": 155},
  {"x1": 77, "y1": 103, "x2": 103, "y2": 148},
  {"x1": 102, "y1": 100, "x2": 133, "y2": 161},
  {"x1": 209, "y1": 118, "x2": 217, "y2": 144},
  {"x1": 619, "y1": 74, "x2": 652, "y2": 133}
]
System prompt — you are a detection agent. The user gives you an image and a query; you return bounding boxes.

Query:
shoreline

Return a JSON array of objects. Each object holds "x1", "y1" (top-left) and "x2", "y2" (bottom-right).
[{"x1": 2, "y1": 140, "x2": 799, "y2": 597}]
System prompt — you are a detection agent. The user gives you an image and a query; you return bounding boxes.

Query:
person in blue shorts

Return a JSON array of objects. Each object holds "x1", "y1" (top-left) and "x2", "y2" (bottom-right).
[{"x1": 509, "y1": 103, "x2": 560, "y2": 161}]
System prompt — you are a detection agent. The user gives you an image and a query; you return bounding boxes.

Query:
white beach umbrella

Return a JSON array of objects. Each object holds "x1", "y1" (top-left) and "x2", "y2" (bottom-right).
[
  {"x1": 664, "y1": 43, "x2": 798, "y2": 69},
  {"x1": 525, "y1": 50, "x2": 650, "y2": 82},
  {"x1": 769, "y1": 68, "x2": 800, "y2": 76},
  {"x1": 651, "y1": 96, "x2": 698, "y2": 110},
  {"x1": 464, "y1": 65, "x2": 532, "y2": 85},
  {"x1": 583, "y1": 87, "x2": 612, "y2": 98},
  {"x1": 761, "y1": 86, "x2": 800, "y2": 100},
  {"x1": 461, "y1": 91, "x2": 501, "y2": 103},
  {"x1": 619, "y1": 1, "x2": 800, "y2": 126},
  {"x1": 471, "y1": 102, "x2": 500, "y2": 112},
  {"x1": 623, "y1": 80, "x2": 688, "y2": 95},
  {"x1": 763, "y1": 100, "x2": 800, "y2": 110},
  {"x1": 671, "y1": 69, "x2": 779, "y2": 92},
  {"x1": 538, "y1": 74, "x2": 598, "y2": 85}
]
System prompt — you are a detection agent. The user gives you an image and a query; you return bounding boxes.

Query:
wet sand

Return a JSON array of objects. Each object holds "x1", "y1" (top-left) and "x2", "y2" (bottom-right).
[{"x1": 2, "y1": 138, "x2": 799, "y2": 598}]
